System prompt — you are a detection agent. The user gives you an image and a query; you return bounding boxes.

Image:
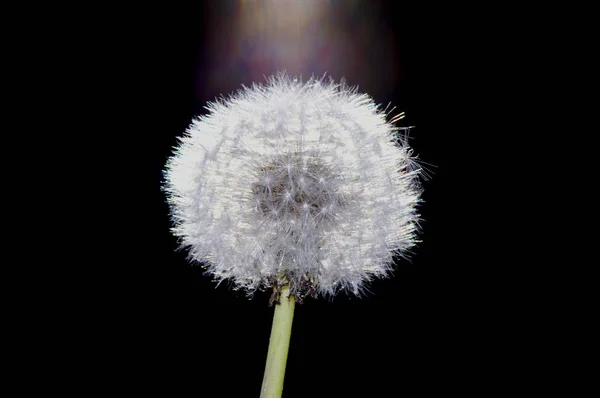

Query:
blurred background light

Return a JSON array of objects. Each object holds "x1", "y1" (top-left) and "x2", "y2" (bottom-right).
[{"x1": 197, "y1": 0, "x2": 403, "y2": 109}]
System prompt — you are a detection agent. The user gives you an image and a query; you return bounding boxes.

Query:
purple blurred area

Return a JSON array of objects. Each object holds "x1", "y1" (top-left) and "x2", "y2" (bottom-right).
[{"x1": 196, "y1": 1, "x2": 406, "y2": 110}]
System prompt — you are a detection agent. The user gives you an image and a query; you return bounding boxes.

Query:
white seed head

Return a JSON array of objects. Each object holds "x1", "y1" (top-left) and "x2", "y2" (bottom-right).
[{"x1": 164, "y1": 72, "x2": 423, "y2": 300}]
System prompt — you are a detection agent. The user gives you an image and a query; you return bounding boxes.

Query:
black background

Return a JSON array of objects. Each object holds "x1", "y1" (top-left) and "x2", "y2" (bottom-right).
[{"x1": 95, "y1": 1, "x2": 547, "y2": 396}]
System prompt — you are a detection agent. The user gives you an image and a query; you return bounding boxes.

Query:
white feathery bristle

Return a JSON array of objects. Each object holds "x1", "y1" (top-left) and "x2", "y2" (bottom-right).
[{"x1": 164, "y1": 72, "x2": 423, "y2": 300}]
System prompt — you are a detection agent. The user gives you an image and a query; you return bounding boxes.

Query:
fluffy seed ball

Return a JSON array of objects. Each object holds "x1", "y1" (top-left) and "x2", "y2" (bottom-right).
[{"x1": 164, "y1": 73, "x2": 422, "y2": 299}]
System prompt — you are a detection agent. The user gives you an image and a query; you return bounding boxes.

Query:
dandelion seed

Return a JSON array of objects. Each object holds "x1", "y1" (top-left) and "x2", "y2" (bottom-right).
[{"x1": 163, "y1": 72, "x2": 423, "y2": 300}]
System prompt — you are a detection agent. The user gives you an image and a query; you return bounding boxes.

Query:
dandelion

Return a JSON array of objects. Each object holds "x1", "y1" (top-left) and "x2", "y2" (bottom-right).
[{"x1": 163, "y1": 72, "x2": 424, "y2": 397}]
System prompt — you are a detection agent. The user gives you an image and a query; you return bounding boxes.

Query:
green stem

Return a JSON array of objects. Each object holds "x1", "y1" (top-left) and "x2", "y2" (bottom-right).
[{"x1": 260, "y1": 286, "x2": 295, "y2": 398}]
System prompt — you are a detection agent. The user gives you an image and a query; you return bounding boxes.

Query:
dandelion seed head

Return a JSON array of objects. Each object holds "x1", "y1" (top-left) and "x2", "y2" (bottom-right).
[{"x1": 164, "y1": 72, "x2": 423, "y2": 300}]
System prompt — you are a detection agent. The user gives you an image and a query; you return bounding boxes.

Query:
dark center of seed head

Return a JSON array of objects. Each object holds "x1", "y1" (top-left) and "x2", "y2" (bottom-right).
[{"x1": 251, "y1": 156, "x2": 343, "y2": 220}]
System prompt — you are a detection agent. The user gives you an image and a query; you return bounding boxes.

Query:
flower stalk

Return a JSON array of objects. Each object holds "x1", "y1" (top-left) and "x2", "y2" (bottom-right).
[{"x1": 260, "y1": 286, "x2": 295, "y2": 398}]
